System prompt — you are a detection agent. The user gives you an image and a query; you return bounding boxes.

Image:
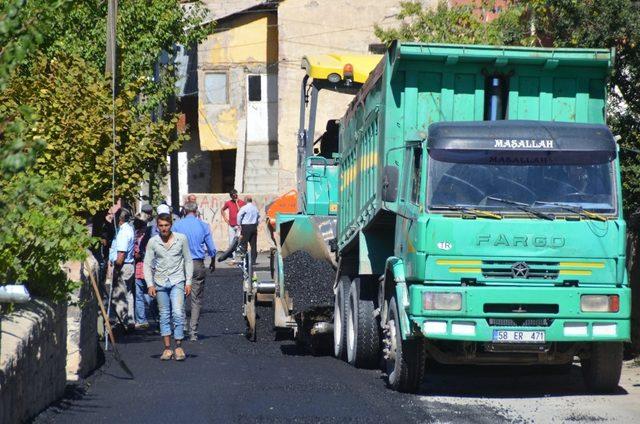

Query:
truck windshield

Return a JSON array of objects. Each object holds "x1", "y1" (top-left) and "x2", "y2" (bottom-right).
[{"x1": 427, "y1": 151, "x2": 616, "y2": 214}]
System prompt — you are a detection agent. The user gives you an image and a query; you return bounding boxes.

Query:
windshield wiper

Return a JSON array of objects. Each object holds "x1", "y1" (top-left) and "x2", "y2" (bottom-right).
[
  {"x1": 487, "y1": 196, "x2": 555, "y2": 221},
  {"x1": 533, "y1": 201, "x2": 608, "y2": 222},
  {"x1": 433, "y1": 206, "x2": 502, "y2": 220}
]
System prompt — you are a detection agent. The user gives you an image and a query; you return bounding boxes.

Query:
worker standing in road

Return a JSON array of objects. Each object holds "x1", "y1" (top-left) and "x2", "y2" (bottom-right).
[
  {"x1": 237, "y1": 196, "x2": 260, "y2": 266},
  {"x1": 133, "y1": 213, "x2": 152, "y2": 330},
  {"x1": 221, "y1": 189, "x2": 245, "y2": 259},
  {"x1": 111, "y1": 208, "x2": 136, "y2": 329},
  {"x1": 144, "y1": 213, "x2": 193, "y2": 361},
  {"x1": 173, "y1": 202, "x2": 216, "y2": 342}
]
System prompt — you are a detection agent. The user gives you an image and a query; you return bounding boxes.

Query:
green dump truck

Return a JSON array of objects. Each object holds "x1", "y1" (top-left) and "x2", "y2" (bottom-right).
[{"x1": 330, "y1": 42, "x2": 629, "y2": 393}]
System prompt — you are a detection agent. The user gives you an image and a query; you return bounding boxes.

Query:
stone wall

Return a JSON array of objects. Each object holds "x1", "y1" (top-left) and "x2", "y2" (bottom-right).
[
  {"x1": 0, "y1": 300, "x2": 67, "y2": 424},
  {"x1": 64, "y1": 257, "x2": 99, "y2": 381}
]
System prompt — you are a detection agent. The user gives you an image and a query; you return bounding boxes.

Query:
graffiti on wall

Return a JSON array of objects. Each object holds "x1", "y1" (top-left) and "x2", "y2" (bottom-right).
[{"x1": 192, "y1": 193, "x2": 279, "y2": 253}]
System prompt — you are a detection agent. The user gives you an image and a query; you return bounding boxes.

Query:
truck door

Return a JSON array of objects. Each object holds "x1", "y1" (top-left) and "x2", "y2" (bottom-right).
[{"x1": 396, "y1": 143, "x2": 424, "y2": 259}]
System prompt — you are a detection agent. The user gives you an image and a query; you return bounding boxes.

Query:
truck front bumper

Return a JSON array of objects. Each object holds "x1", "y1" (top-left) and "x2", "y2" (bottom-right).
[{"x1": 407, "y1": 285, "x2": 630, "y2": 342}]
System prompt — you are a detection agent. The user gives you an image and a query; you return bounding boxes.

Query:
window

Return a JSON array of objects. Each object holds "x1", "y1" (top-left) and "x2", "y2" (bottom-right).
[
  {"x1": 248, "y1": 75, "x2": 262, "y2": 102},
  {"x1": 204, "y1": 73, "x2": 227, "y2": 104},
  {"x1": 410, "y1": 147, "x2": 422, "y2": 204}
]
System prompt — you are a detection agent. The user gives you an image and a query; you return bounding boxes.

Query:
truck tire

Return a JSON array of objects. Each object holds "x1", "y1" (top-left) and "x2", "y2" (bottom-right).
[
  {"x1": 384, "y1": 296, "x2": 426, "y2": 393},
  {"x1": 333, "y1": 276, "x2": 350, "y2": 360},
  {"x1": 581, "y1": 342, "x2": 623, "y2": 393},
  {"x1": 346, "y1": 278, "x2": 380, "y2": 368}
]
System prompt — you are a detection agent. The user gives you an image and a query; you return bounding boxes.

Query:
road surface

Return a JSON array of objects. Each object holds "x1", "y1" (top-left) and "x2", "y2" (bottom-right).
[{"x1": 35, "y1": 259, "x2": 640, "y2": 423}]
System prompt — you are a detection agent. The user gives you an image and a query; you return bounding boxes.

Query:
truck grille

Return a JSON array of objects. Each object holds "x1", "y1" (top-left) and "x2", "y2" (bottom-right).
[
  {"x1": 482, "y1": 260, "x2": 559, "y2": 280},
  {"x1": 484, "y1": 303, "x2": 559, "y2": 314},
  {"x1": 487, "y1": 318, "x2": 554, "y2": 327}
]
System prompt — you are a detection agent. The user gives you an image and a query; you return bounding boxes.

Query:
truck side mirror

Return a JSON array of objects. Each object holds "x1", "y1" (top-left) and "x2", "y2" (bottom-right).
[{"x1": 382, "y1": 165, "x2": 399, "y2": 202}]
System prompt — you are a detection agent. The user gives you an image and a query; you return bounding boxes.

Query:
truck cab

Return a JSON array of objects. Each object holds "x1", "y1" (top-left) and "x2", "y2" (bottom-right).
[{"x1": 399, "y1": 119, "x2": 628, "y2": 380}]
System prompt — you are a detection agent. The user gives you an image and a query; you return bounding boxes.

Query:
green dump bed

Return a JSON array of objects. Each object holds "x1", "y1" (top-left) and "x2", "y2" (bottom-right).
[{"x1": 337, "y1": 42, "x2": 613, "y2": 251}]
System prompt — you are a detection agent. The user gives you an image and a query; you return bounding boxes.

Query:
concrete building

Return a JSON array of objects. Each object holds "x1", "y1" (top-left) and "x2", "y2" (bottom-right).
[
  {"x1": 275, "y1": 0, "x2": 426, "y2": 191},
  {"x1": 177, "y1": 0, "x2": 436, "y2": 198}
]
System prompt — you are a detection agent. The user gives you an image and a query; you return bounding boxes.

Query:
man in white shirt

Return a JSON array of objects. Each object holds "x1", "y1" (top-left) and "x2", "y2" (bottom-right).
[
  {"x1": 111, "y1": 208, "x2": 136, "y2": 328},
  {"x1": 237, "y1": 196, "x2": 260, "y2": 265}
]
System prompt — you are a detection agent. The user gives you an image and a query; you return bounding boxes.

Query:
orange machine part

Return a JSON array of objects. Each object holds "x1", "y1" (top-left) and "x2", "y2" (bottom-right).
[{"x1": 265, "y1": 189, "x2": 298, "y2": 231}]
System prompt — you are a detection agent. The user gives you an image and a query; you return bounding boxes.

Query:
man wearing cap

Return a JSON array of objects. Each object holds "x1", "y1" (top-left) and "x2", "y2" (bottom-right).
[
  {"x1": 157, "y1": 202, "x2": 171, "y2": 217},
  {"x1": 141, "y1": 203, "x2": 154, "y2": 220},
  {"x1": 172, "y1": 202, "x2": 217, "y2": 341}
]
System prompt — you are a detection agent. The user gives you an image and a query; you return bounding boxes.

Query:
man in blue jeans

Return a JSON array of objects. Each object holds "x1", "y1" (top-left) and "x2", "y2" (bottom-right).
[
  {"x1": 144, "y1": 213, "x2": 193, "y2": 361},
  {"x1": 173, "y1": 201, "x2": 216, "y2": 341},
  {"x1": 133, "y1": 213, "x2": 156, "y2": 329}
]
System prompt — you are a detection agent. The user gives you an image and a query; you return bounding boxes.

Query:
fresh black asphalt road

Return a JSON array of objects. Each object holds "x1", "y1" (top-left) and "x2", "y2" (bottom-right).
[{"x1": 34, "y1": 263, "x2": 513, "y2": 423}]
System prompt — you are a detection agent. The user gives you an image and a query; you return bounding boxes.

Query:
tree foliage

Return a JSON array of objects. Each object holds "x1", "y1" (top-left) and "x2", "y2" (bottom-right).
[
  {"x1": 0, "y1": 55, "x2": 183, "y2": 216},
  {"x1": 375, "y1": 1, "x2": 530, "y2": 46},
  {"x1": 376, "y1": 0, "x2": 640, "y2": 214},
  {"x1": 0, "y1": 172, "x2": 91, "y2": 299},
  {"x1": 0, "y1": 0, "x2": 67, "y2": 89},
  {"x1": 0, "y1": 0, "x2": 213, "y2": 297},
  {"x1": 22, "y1": 0, "x2": 212, "y2": 112}
]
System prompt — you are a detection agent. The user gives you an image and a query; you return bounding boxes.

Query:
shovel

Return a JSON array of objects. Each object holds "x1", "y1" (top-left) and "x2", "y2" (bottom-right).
[{"x1": 86, "y1": 261, "x2": 134, "y2": 379}]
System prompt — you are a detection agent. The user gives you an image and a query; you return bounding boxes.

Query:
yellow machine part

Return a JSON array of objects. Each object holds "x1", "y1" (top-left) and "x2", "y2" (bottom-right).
[{"x1": 301, "y1": 53, "x2": 383, "y2": 84}]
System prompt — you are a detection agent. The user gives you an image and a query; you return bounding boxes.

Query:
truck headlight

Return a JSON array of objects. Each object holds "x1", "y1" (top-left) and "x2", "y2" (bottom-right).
[
  {"x1": 423, "y1": 292, "x2": 462, "y2": 311},
  {"x1": 580, "y1": 294, "x2": 619, "y2": 312}
]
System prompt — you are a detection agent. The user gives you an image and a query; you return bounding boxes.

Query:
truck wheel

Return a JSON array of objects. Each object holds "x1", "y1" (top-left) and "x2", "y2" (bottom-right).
[
  {"x1": 346, "y1": 278, "x2": 380, "y2": 368},
  {"x1": 581, "y1": 342, "x2": 623, "y2": 393},
  {"x1": 384, "y1": 296, "x2": 426, "y2": 393},
  {"x1": 333, "y1": 277, "x2": 350, "y2": 360}
]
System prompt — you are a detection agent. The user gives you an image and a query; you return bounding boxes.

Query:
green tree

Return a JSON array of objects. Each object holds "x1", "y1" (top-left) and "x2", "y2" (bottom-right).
[
  {"x1": 0, "y1": 173, "x2": 91, "y2": 299},
  {"x1": 0, "y1": 55, "x2": 182, "y2": 215},
  {"x1": 21, "y1": 0, "x2": 212, "y2": 112},
  {"x1": 376, "y1": 0, "x2": 640, "y2": 214},
  {"x1": 0, "y1": 0, "x2": 69, "y2": 174},
  {"x1": 375, "y1": 1, "x2": 530, "y2": 46},
  {"x1": 0, "y1": 0, "x2": 213, "y2": 298},
  {"x1": 0, "y1": 0, "x2": 89, "y2": 298}
]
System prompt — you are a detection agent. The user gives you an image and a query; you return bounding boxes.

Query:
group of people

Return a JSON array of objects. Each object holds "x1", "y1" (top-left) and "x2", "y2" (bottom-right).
[
  {"x1": 103, "y1": 191, "x2": 261, "y2": 361},
  {"x1": 221, "y1": 189, "x2": 260, "y2": 266}
]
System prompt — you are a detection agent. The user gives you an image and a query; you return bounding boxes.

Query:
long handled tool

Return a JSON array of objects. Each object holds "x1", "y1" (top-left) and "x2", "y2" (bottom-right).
[
  {"x1": 104, "y1": 272, "x2": 114, "y2": 350},
  {"x1": 87, "y1": 261, "x2": 134, "y2": 379}
]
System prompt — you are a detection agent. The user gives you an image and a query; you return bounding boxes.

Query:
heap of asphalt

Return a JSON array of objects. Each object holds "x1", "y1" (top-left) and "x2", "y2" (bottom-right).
[{"x1": 283, "y1": 250, "x2": 335, "y2": 313}]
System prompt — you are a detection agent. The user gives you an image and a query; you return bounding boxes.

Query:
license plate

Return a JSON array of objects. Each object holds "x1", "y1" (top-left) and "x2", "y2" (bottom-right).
[{"x1": 492, "y1": 330, "x2": 545, "y2": 343}]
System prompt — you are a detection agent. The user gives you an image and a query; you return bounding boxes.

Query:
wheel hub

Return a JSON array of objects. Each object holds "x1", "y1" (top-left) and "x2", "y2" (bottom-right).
[{"x1": 382, "y1": 320, "x2": 397, "y2": 364}]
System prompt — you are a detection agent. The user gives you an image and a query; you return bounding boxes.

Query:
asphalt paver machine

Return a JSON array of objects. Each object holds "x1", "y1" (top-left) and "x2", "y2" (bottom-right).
[{"x1": 243, "y1": 54, "x2": 381, "y2": 347}]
